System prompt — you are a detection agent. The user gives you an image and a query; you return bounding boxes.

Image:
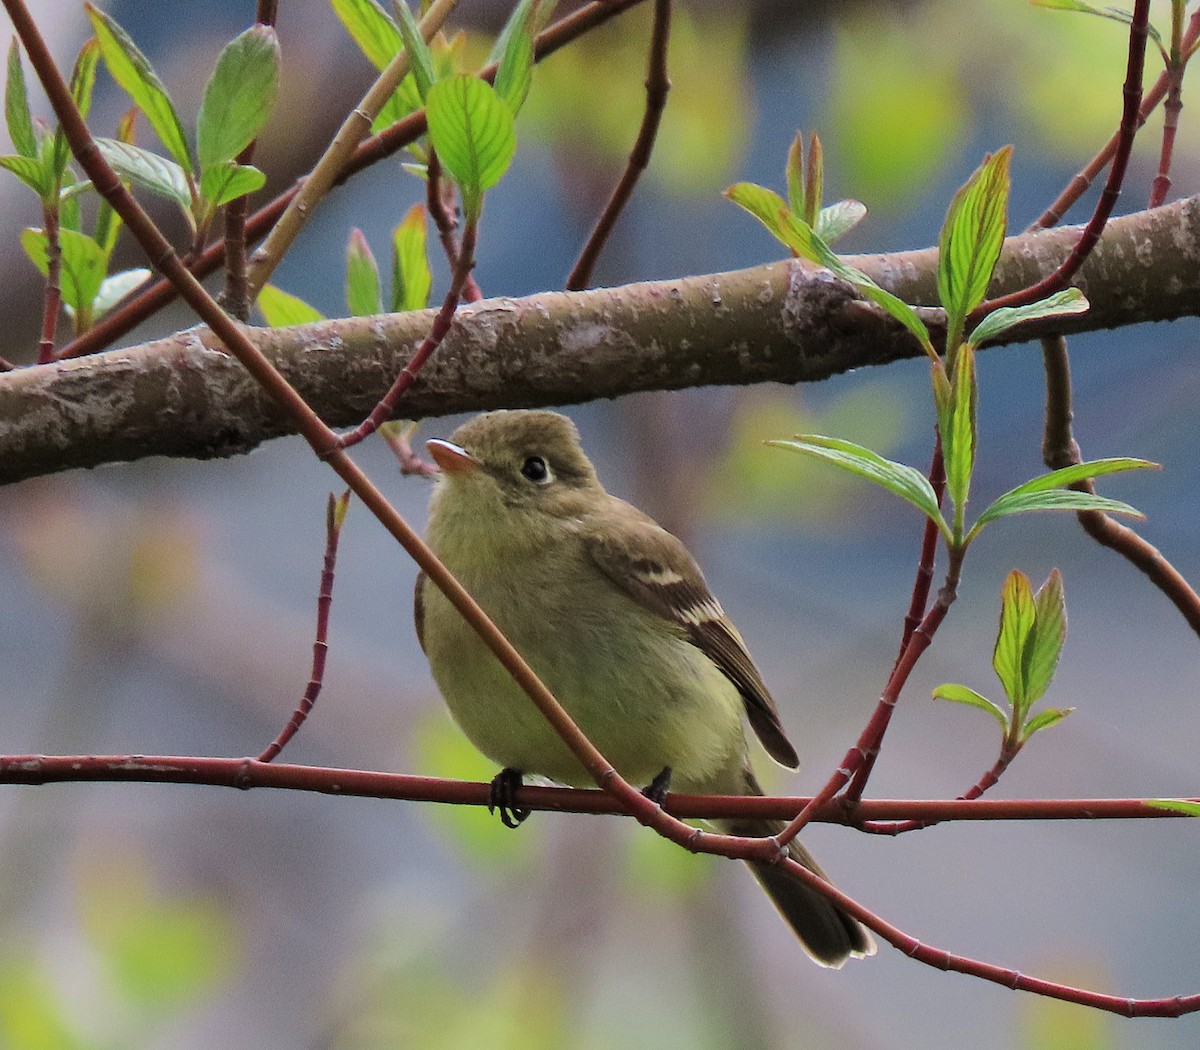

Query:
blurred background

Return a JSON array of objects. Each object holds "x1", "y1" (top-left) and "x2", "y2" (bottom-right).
[{"x1": 1, "y1": 0, "x2": 1198, "y2": 1047}]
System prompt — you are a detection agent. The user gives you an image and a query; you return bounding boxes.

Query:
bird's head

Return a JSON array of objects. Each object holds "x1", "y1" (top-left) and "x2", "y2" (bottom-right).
[{"x1": 426, "y1": 411, "x2": 604, "y2": 553}]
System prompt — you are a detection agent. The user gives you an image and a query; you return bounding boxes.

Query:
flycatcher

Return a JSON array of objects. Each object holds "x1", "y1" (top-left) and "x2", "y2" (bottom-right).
[{"x1": 416, "y1": 409, "x2": 874, "y2": 967}]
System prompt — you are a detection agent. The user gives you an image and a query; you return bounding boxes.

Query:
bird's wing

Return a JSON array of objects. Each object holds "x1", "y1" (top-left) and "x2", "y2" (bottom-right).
[
  {"x1": 414, "y1": 571, "x2": 427, "y2": 653},
  {"x1": 583, "y1": 504, "x2": 800, "y2": 769}
]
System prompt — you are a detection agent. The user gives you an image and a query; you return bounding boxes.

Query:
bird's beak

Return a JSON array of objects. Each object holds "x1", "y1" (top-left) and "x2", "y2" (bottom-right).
[{"x1": 426, "y1": 439, "x2": 481, "y2": 475}]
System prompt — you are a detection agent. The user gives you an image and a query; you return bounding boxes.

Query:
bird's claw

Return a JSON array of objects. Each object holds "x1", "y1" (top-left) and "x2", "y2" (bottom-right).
[
  {"x1": 488, "y1": 768, "x2": 530, "y2": 829},
  {"x1": 642, "y1": 766, "x2": 673, "y2": 806}
]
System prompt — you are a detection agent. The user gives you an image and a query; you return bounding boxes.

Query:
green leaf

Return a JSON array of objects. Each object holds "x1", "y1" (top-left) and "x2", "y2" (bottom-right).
[
  {"x1": 6, "y1": 41, "x2": 37, "y2": 160},
  {"x1": 20, "y1": 226, "x2": 107, "y2": 313},
  {"x1": 392, "y1": 202, "x2": 432, "y2": 311},
  {"x1": 971, "y1": 457, "x2": 1157, "y2": 535},
  {"x1": 492, "y1": 0, "x2": 547, "y2": 116},
  {"x1": 967, "y1": 287, "x2": 1090, "y2": 346},
  {"x1": 0, "y1": 154, "x2": 50, "y2": 196},
  {"x1": 257, "y1": 284, "x2": 324, "y2": 326},
  {"x1": 723, "y1": 182, "x2": 791, "y2": 244},
  {"x1": 1001, "y1": 457, "x2": 1159, "y2": 495},
  {"x1": 943, "y1": 343, "x2": 977, "y2": 530},
  {"x1": 815, "y1": 199, "x2": 867, "y2": 243},
  {"x1": 937, "y1": 146, "x2": 1012, "y2": 349},
  {"x1": 425, "y1": 74, "x2": 517, "y2": 221},
  {"x1": 1021, "y1": 706, "x2": 1073, "y2": 737},
  {"x1": 932, "y1": 683, "x2": 1010, "y2": 728},
  {"x1": 346, "y1": 228, "x2": 381, "y2": 316},
  {"x1": 70, "y1": 38, "x2": 100, "y2": 120},
  {"x1": 86, "y1": 3, "x2": 192, "y2": 171},
  {"x1": 91, "y1": 267, "x2": 150, "y2": 316},
  {"x1": 1025, "y1": 569, "x2": 1066, "y2": 707},
  {"x1": 196, "y1": 26, "x2": 280, "y2": 170},
  {"x1": 199, "y1": 161, "x2": 266, "y2": 208},
  {"x1": 51, "y1": 39, "x2": 103, "y2": 178},
  {"x1": 767, "y1": 434, "x2": 948, "y2": 536},
  {"x1": 393, "y1": 0, "x2": 436, "y2": 102},
  {"x1": 993, "y1": 569, "x2": 1036, "y2": 713},
  {"x1": 1145, "y1": 799, "x2": 1200, "y2": 817},
  {"x1": 784, "y1": 131, "x2": 805, "y2": 218},
  {"x1": 332, "y1": 0, "x2": 402, "y2": 69},
  {"x1": 95, "y1": 137, "x2": 191, "y2": 209}
]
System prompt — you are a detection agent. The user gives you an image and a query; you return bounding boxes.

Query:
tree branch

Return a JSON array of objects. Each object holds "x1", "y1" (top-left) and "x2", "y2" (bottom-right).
[{"x1": 1, "y1": 195, "x2": 1197, "y2": 486}]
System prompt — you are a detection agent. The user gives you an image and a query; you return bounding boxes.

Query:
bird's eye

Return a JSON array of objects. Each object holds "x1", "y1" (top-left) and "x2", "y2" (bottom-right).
[{"x1": 520, "y1": 456, "x2": 551, "y2": 483}]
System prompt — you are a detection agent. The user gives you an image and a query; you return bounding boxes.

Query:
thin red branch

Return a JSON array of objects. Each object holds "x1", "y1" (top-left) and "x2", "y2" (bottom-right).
[
  {"x1": 855, "y1": 744, "x2": 1018, "y2": 836},
  {"x1": 0, "y1": 754, "x2": 1197, "y2": 823},
  {"x1": 426, "y1": 150, "x2": 482, "y2": 302},
  {"x1": 258, "y1": 491, "x2": 347, "y2": 762},
  {"x1": 565, "y1": 0, "x2": 671, "y2": 291},
  {"x1": 36, "y1": 206, "x2": 61, "y2": 363},
  {"x1": 54, "y1": 0, "x2": 649, "y2": 360},
  {"x1": 777, "y1": 854, "x2": 1200, "y2": 1018},
  {"x1": 335, "y1": 221, "x2": 477, "y2": 449},
  {"x1": 982, "y1": 0, "x2": 1151, "y2": 314},
  {"x1": 843, "y1": 433, "x2": 946, "y2": 805},
  {"x1": 1030, "y1": 8, "x2": 1200, "y2": 230},
  {"x1": 220, "y1": 1, "x2": 278, "y2": 319}
]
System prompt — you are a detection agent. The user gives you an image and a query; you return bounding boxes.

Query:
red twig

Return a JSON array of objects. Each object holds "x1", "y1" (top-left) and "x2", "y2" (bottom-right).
[
  {"x1": 1148, "y1": 2, "x2": 1189, "y2": 208},
  {"x1": 3, "y1": 754, "x2": 1200, "y2": 823},
  {"x1": 220, "y1": 0, "x2": 279, "y2": 319},
  {"x1": 426, "y1": 151, "x2": 482, "y2": 303},
  {"x1": 855, "y1": 744, "x2": 1019, "y2": 836},
  {"x1": 53, "y1": 0, "x2": 649, "y2": 360},
  {"x1": 565, "y1": 0, "x2": 671, "y2": 291},
  {"x1": 842, "y1": 434, "x2": 946, "y2": 806},
  {"x1": 981, "y1": 0, "x2": 1151, "y2": 314},
  {"x1": 1031, "y1": 8, "x2": 1200, "y2": 229},
  {"x1": 380, "y1": 421, "x2": 439, "y2": 477},
  {"x1": 35, "y1": 207, "x2": 61, "y2": 363},
  {"x1": 258, "y1": 491, "x2": 348, "y2": 762},
  {"x1": 335, "y1": 222, "x2": 477, "y2": 450}
]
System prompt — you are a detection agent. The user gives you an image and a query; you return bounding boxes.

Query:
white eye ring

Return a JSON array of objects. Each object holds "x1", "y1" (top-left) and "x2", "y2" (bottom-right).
[{"x1": 520, "y1": 456, "x2": 553, "y2": 484}]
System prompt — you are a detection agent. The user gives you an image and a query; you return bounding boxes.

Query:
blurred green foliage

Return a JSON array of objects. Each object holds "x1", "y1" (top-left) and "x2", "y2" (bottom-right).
[
  {"x1": 700, "y1": 387, "x2": 913, "y2": 529},
  {"x1": 522, "y1": 3, "x2": 753, "y2": 195}
]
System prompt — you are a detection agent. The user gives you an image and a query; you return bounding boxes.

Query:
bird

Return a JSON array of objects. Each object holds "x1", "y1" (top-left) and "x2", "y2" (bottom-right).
[{"x1": 414, "y1": 409, "x2": 874, "y2": 967}]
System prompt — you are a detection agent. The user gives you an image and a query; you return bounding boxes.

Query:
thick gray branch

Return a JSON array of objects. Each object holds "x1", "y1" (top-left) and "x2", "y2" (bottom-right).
[{"x1": 1, "y1": 196, "x2": 1196, "y2": 486}]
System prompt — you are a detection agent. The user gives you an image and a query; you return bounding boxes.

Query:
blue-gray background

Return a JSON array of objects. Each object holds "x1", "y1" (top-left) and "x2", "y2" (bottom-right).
[{"x1": 0, "y1": 1, "x2": 1197, "y2": 1047}]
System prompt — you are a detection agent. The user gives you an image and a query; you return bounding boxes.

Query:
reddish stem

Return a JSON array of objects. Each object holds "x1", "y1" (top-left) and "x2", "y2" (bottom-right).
[
  {"x1": 259, "y1": 491, "x2": 346, "y2": 762},
  {"x1": 843, "y1": 434, "x2": 946, "y2": 805},
  {"x1": 36, "y1": 206, "x2": 61, "y2": 363},
  {"x1": 981, "y1": 0, "x2": 1150, "y2": 314},
  {"x1": 565, "y1": 0, "x2": 671, "y2": 291},
  {"x1": 855, "y1": 744, "x2": 1019, "y2": 836},
  {"x1": 426, "y1": 151, "x2": 482, "y2": 302},
  {"x1": 1030, "y1": 8, "x2": 1200, "y2": 230},
  {"x1": 336, "y1": 222, "x2": 477, "y2": 450}
]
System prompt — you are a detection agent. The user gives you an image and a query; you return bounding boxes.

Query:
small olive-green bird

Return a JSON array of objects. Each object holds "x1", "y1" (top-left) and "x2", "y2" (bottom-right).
[{"x1": 415, "y1": 409, "x2": 874, "y2": 967}]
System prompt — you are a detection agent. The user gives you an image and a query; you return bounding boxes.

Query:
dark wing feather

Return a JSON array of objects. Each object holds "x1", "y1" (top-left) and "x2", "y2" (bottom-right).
[
  {"x1": 584, "y1": 501, "x2": 800, "y2": 769},
  {"x1": 414, "y1": 570, "x2": 427, "y2": 653}
]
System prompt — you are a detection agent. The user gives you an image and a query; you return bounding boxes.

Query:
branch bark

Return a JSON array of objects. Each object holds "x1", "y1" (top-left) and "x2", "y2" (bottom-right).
[{"x1": 1, "y1": 195, "x2": 1197, "y2": 486}]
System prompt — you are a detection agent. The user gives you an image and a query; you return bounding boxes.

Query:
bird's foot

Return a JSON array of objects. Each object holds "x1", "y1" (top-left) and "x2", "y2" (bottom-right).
[
  {"x1": 642, "y1": 766, "x2": 673, "y2": 806},
  {"x1": 488, "y1": 768, "x2": 530, "y2": 829}
]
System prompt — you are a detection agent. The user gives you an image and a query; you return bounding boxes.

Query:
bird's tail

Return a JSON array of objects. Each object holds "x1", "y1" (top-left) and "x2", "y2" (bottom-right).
[{"x1": 717, "y1": 769, "x2": 875, "y2": 968}]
